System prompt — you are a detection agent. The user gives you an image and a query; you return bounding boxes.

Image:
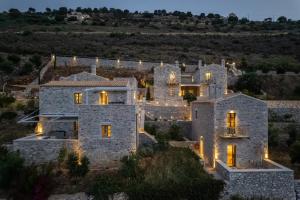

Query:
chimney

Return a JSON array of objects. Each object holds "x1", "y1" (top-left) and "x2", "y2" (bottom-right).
[
  {"x1": 198, "y1": 60, "x2": 202, "y2": 68},
  {"x1": 221, "y1": 59, "x2": 226, "y2": 68},
  {"x1": 91, "y1": 64, "x2": 97, "y2": 75},
  {"x1": 175, "y1": 60, "x2": 179, "y2": 68}
]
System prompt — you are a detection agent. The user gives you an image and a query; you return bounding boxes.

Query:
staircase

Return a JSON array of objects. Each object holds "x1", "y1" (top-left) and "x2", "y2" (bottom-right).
[{"x1": 295, "y1": 180, "x2": 300, "y2": 200}]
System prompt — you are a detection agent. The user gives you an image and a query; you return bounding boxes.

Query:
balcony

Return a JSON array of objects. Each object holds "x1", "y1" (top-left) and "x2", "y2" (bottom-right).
[{"x1": 218, "y1": 127, "x2": 249, "y2": 138}]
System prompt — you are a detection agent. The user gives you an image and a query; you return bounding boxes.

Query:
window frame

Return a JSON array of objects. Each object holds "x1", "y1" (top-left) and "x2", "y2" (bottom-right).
[
  {"x1": 101, "y1": 124, "x2": 112, "y2": 138},
  {"x1": 99, "y1": 91, "x2": 109, "y2": 105},
  {"x1": 74, "y1": 92, "x2": 83, "y2": 104}
]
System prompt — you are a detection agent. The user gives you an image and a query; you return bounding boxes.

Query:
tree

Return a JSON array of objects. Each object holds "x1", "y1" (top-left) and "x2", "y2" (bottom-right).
[
  {"x1": 66, "y1": 152, "x2": 90, "y2": 178},
  {"x1": 8, "y1": 8, "x2": 21, "y2": 18},
  {"x1": 207, "y1": 13, "x2": 215, "y2": 18},
  {"x1": 58, "y1": 7, "x2": 68, "y2": 15},
  {"x1": 27, "y1": 7, "x2": 36, "y2": 13},
  {"x1": 235, "y1": 73, "x2": 262, "y2": 95},
  {"x1": 277, "y1": 16, "x2": 287, "y2": 23},
  {"x1": 0, "y1": 60, "x2": 14, "y2": 74},
  {"x1": 7, "y1": 54, "x2": 21, "y2": 64},
  {"x1": 290, "y1": 141, "x2": 300, "y2": 164},
  {"x1": 45, "y1": 8, "x2": 51, "y2": 14},
  {"x1": 29, "y1": 54, "x2": 42, "y2": 68},
  {"x1": 183, "y1": 92, "x2": 197, "y2": 104},
  {"x1": 240, "y1": 17, "x2": 249, "y2": 24},
  {"x1": 287, "y1": 125, "x2": 299, "y2": 146}
]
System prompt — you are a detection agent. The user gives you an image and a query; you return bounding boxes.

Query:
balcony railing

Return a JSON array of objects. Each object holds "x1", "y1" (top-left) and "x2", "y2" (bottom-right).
[{"x1": 218, "y1": 127, "x2": 249, "y2": 138}]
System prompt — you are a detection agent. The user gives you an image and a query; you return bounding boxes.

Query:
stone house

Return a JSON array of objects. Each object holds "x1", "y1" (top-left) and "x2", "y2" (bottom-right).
[{"x1": 14, "y1": 69, "x2": 144, "y2": 167}]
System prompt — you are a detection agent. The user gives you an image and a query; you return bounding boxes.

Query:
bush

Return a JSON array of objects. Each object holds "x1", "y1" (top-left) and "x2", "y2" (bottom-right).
[
  {"x1": 0, "y1": 111, "x2": 17, "y2": 121},
  {"x1": 89, "y1": 174, "x2": 122, "y2": 200},
  {"x1": 66, "y1": 152, "x2": 90, "y2": 178},
  {"x1": 144, "y1": 124, "x2": 157, "y2": 136},
  {"x1": 183, "y1": 92, "x2": 197, "y2": 104},
  {"x1": 0, "y1": 60, "x2": 14, "y2": 74},
  {"x1": 290, "y1": 141, "x2": 300, "y2": 164},
  {"x1": 286, "y1": 125, "x2": 299, "y2": 146},
  {"x1": 7, "y1": 54, "x2": 21, "y2": 64},
  {"x1": 168, "y1": 124, "x2": 183, "y2": 141},
  {"x1": 0, "y1": 150, "x2": 24, "y2": 189},
  {"x1": 29, "y1": 54, "x2": 42, "y2": 68},
  {"x1": 268, "y1": 124, "x2": 279, "y2": 147},
  {"x1": 235, "y1": 73, "x2": 262, "y2": 95},
  {"x1": 120, "y1": 154, "x2": 143, "y2": 179},
  {"x1": 19, "y1": 62, "x2": 33, "y2": 75},
  {"x1": 0, "y1": 95, "x2": 16, "y2": 108}
]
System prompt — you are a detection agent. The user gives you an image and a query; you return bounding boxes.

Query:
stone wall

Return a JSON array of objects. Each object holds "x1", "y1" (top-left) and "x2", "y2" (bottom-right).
[
  {"x1": 13, "y1": 135, "x2": 78, "y2": 164},
  {"x1": 39, "y1": 86, "x2": 128, "y2": 115},
  {"x1": 215, "y1": 94, "x2": 268, "y2": 168},
  {"x1": 266, "y1": 100, "x2": 300, "y2": 123},
  {"x1": 144, "y1": 104, "x2": 190, "y2": 121},
  {"x1": 216, "y1": 160, "x2": 296, "y2": 200},
  {"x1": 145, "y1": 121, "x2": 192, "y2": 139},
  {"x1": 78, "y1": 105, "x2": 137, "y2": 167}
]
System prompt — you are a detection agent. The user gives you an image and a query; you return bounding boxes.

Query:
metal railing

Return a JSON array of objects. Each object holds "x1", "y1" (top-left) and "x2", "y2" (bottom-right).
[{"x1": 218, "y1": 127, "x2": 249, "y2": 138}]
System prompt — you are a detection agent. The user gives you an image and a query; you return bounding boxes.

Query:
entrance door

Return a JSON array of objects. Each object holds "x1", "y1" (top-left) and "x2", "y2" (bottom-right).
[{"x1": 227, "y1": 144, "x2": 236, "y2": 167}]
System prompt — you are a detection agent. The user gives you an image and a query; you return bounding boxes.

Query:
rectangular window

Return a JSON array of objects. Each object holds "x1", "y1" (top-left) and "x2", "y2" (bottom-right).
[
  {"x1": 99, "y1": 91, "x2": 108, "y2": 105},
  {"x1": 227, "y1": 112, "x2": 236, "y2": 128},
  {"x1": 205, "y1": 72, "x2": 212, "y2": 81},
  {"x1": 195, "y1": 110, "x2": 198, "y2": 119},
  {"x1": 101, "y1": 125, "x2": 111, "y2": 138},
  {"x1": 227, "y1": 144, "x2": 236, "y2": 167},
  {"x1": 74, "y1": 93, "x2": 83, "y2": 104}
]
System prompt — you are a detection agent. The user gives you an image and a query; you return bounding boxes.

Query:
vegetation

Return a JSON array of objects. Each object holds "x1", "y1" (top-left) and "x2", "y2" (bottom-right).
[
  {"x1": 89, "y1": 146, "x2": 224, "y2": 200},
  {"x1": 235, "y1": 73, "x2": 262, "y2": 95},
  {"x1": 289, "y1": 141, "x2": 300, "y2": 164},
  {"x1": 66, "y1": 152, "x2": 90, "y2": 178},
  {"x1": 268, "y1": 124, "x2": 279, "y2": 147},
  {"x1": 183, "y1": 92, "x2": 197, "y2": 104}
]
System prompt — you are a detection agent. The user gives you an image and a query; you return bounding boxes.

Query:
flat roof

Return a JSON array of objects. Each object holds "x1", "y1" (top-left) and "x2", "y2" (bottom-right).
[{"x1": 41, "y1": 80, "x2": 128, "y2": 87}]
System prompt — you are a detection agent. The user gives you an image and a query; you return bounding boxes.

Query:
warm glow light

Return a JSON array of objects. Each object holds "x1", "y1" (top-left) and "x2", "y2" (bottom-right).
[
  {"x1": 35, "y1": 122, "x2": 43, "y2": 135},
  {"x1": 117, "y1": 59, "x2": 120, "y2": 63},
  {"x1": 139, "y1": 60, "x2": 142, "y2": 65},
  {"x1": 225, "y1": 89, "x2": 228, "y2": 95},
  {"x1": 264, "y1": 145, "x2": 269, "y2": 159},
  {"x1": 160, "y1": 61, "x2": 163, "y2": 67},
  {"x1": 229, "y1": 110, "x2": 235, "y2": 113},
  {"x1": 200, "y1": 136, "x2": 204, "y2": 158},
  {"x1": 96, "y1": 57, "x2": 99, "y2": 63},
  {"x1": 73, "y1": 56, "x2": 77, "y2": 61},
  {"x1": 205, "y1": 72, "x2": 212, "y2": 81},
  {"x1": 99, "y1": 91, "x2": 108, "y2": 105}
]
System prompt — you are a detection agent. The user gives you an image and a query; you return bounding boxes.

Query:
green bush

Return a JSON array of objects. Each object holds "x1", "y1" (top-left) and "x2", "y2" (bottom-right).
[
  {"x1": 7, "y1": 54, "x2": 21, "y2": 64},
  {"x1": 19, "y1": 62, "x2": 33, "y2": 75},
  {"x1": 183, "y1": 92, "x2": 197, "y2": 104},
  {"x1": 286, "y1": 125, "x2": 299, "y2": 146},
  {"x1": 168, "y1": 124, "x2": 183, "y2": 141},
  {"x1": 290, "y1": 141, "x2": 300, "y2": 164},
  {"x1": 66, "y1": 152, "x2": 90, "y2": 178},
  {"x1": 144, "y1": 124, "x2": 157, "y2": 136},
  {"x1": 268, "y1": 124, "x2": 279, "y2": 147},
  {"x1": 0, "y1": 60, "x2": 14, "y2": 74},
  {"x1": 0, "y1": 111, "x2": 17, "y2": 121},
  {"x1": 235, "y1": 73, "x2": 262, "y2": 95},
  {"x1": 29, "y1": 54, "x2": 42, "y2": 68},
  {"x1": 0, "y1": 149, "x2": 24, "y2": 189},
  {"x1": 0, "y1": 95, "x2": 16, "y2": 108},
  {"x1": 120, "y1": 154, "x2": 143, "y2": 180}
]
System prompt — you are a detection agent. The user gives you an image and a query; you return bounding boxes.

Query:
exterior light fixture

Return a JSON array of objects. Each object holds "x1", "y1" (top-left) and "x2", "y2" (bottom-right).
[
  {"x1": 139, "y1": 60, "x2": 142, "y2": 65},
  {"x1": 160, "y1": 61, "x2": 163, "y2": 67},
  {"x1": 117, "y1": 59, "x2": 120, "y2": 64},
  {"x1": 96, "y1": 57, "x2": 99, "y2": 63}
]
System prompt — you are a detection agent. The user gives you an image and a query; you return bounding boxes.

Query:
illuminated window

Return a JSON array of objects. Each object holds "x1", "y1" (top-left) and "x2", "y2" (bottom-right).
[
  {"x1": 200, "y1": 136, "x2": 204, "y2": 158},
  {"x1": 227, "y1": 144, "x2": 236, "y2": 167},
  {"x1": 205, "y1": 72, "x2": 212, "y2": 81},
  {"x1": 101, "y1": 125, "x2": 111, "y2": 138},
  {"x1": 74, "y1": 93, "x2": 83, "y2": 104},
  {"x1": 227, "y1": 111, "x2": 236, "y2": 128},
  {"x1": 99, "y1": 91, "x2": 108, "y2": 105}
]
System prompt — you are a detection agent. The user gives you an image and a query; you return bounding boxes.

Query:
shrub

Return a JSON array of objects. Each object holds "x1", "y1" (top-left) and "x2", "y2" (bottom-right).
[
  {"x1": 183, "y1": 92, "x2": 197, "y2": 104},
  {"x1": 0, "y1": 111, "x2": 17, "y2": 121},
  {"x1": 168, "y1": 124, "x2": 183, "y2": 141},
  {"x1": 268, "y1": 124, "x2": 279, "y2": 147},
  {"x1": 57, "y1": 147, "x2": 67, "y2": 167},
  {"x1": 0, "y1": 95, "x2": 16, "y2": 108},
  {"x1": 290, "y1": 141, "x2": 300, "y2": 164},
  {"x1": 235, "y1": 73, "x2": 262, "y2": 95},
  {"x1": 0, "y1": 60, "x2": 14, "y2": 74},
  {"x1": 7, "y1": 54, "x2": 21, "y2": 64},
  {"x1": 19, "y1": 62, "x2": 33, "y2": 75},
  {"x1": 66, "y1": 152, "x2": 90, "y2": 178},
  {"x1": 286, "y1": 125, "x2": 299, "y2": 146},
  {"x1": 120, "y1": 154, "x2": 143, "y2": 179},
  {"x1": 0, "y1": 150, "x2": 24, "y2": 189},
  {"x1": 144, "y1": 124, "x2": 157, "y2": 136}
]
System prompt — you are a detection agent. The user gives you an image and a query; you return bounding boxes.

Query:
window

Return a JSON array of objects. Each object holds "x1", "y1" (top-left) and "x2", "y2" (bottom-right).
[
  {"x1": 195, "y1": 110, "x2": 198, "y2": 119},
  {"x1": 101, "y1": 125, "x2": 111, "y2": 138},
  {"x1": 199, "y1": 136, "x2": 204, "y2": 158},
  {"x1": 99, "y1": 91, "x2": 108, "y2": 105},
  {"x1": 227, "y1": 144, "x2": 236, "y2": 167},
  {"x1": 205, "y1": 72, "x2": 212, "y2": 81},
  {"x1": 227, "y1": 111, "x2": 236, "y2": 128},
  {"x1": 74, "y1": 93, "x2": 83, "y2": 104}
]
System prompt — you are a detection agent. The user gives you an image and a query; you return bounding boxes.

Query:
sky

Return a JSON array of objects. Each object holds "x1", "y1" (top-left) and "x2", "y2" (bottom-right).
[{"x1": 1, "y1": 0, "x2": 300, "y2": 21}]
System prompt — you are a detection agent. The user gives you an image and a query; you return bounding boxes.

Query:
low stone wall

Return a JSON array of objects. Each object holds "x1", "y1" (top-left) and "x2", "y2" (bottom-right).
[
  {"x1": 266, "y1": 101, "x2": 300, "y2": 123},
  {"x1": 216, "y1": 160, "x2": 296, "y2": 200},
  {"x1": 145, "y1": 121, "x2": 192, "y2": 139},
  {"x1": 144, "y1": 104, "x2": 190, "y2": 121},
  {"x1": 13, "y1": 135, "x2": 78, "y2": 164}
]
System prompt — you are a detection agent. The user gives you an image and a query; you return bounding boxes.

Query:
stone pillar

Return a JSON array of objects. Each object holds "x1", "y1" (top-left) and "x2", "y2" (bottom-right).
[
  {"x1": 91, "y1": 64, "x2": 97, "y2": 75},
  {"x1": 175, "y1": 60, "x2": 179, "y2": 68},
  {"x1": 221, "y1": 59, "x2": 226, "y2": 68},
  {"x1": 198, "y1": 60, "x2": 202, "y2": 68}
]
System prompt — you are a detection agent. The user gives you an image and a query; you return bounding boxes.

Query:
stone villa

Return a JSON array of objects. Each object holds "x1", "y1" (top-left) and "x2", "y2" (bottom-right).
[{"x1": 13, "y1": 56, "x2": 296, "y2": 199}]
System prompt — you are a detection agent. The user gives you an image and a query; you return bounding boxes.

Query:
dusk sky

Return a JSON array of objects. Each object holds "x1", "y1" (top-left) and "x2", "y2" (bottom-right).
[{"x1": 1, "y1": 0, "x2": 300, "y2": 20}]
